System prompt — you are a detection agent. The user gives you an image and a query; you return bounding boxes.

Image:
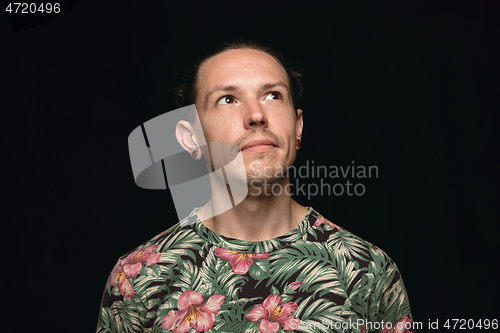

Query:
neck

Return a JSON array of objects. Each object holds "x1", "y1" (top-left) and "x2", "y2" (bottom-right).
[{"x1": 198, "y1": 177, "x2": 308, "y2": 242}]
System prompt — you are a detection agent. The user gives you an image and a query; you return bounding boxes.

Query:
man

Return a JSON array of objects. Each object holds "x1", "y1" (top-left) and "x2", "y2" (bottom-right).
[{"x1": 97, "y1": 41, "x2": 415, "y2": 333}]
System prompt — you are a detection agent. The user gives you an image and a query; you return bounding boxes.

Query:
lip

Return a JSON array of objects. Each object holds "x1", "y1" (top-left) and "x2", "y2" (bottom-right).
[{"x1": 241, "y1": 138, "x2": 277, "y2": 152}]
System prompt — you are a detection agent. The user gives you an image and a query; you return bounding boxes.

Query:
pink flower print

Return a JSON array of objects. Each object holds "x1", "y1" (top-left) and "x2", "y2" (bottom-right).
[
  {"x1": 214, "y1": 248, "x2": 270, "y2": 275},
  {"x1": 122, "y1": 244, "x2": 161, "y2": 277},
  {"x1": 246, "y1": 294, "x2": 299, "y2": 333},
  {"x1": 288, "y1": 281, "x2": 302, "y2": 290},
  {"x1": 380, "y1": 316, "x2": 414, "y2": 333},
  {"x1": 109, "y1": 260, "x2": 135, "y2": 299},
  {"x1": 161, "y1": 290, "x2": 225, "y2": 333},
  {"x1": 313, "y1": 214, "x2": 343, "y2": 230}
]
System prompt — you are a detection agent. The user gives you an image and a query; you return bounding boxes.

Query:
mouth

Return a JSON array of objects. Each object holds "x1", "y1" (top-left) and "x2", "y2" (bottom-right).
[{"x1": 241, "y1": 138, "x2": 278, "y2": 153}]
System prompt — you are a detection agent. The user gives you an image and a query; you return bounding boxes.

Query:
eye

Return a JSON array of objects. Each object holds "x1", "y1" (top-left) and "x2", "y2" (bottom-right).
[
  {"x1": 264, "y1": 91, "x2": 283, "y2": 100},
  {"x1": 217, "y1": 95, "x2": 236, "y2": 105}
]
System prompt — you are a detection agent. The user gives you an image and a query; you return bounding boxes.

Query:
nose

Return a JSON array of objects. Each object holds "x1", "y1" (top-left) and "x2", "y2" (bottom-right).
[{"x1": 244, "y1": 100, "x2": 268, "y2": 129}]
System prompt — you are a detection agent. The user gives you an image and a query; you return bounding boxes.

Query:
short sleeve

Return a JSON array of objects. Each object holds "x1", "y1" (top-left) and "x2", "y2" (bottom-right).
[
  {"x1": 375, "y1": 260, "x2": 415, "y2": 333},
  {"x1": 96, "y1": 260, "x2": 147, "y2": 333}
]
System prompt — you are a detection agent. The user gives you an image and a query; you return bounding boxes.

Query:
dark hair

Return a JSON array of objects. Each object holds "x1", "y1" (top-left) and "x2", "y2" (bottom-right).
[{"x1": 175, "y1": 40, "x2": 303, "y2": 112}]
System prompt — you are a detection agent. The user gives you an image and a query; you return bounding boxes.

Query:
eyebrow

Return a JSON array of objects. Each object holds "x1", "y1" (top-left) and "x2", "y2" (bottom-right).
[{"x1": 204, "y1": 81, "x2": 290, "y2": 106}]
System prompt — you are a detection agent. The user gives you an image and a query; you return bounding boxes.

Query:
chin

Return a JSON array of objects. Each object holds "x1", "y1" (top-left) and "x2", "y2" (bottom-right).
[
  {"x1": 247, "y1": 174, "x2": 279, "y2": 187},
  {"x1": 245, "y1": 162, "x2": 287, "y2": 186}
]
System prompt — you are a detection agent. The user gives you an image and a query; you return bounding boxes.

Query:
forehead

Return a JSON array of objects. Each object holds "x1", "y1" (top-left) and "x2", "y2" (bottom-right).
[{"x1": 197, "y1": 49, "x2": 289, "y2": 95}]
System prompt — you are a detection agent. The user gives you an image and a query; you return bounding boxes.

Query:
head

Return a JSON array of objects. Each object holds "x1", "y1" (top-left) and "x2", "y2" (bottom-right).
[
  {"x1": 176, "y1": 40, "x2": 303, "y2": 112},
  {"x1": 175, "y1": 41, "x2": 303, "y2": 187}
]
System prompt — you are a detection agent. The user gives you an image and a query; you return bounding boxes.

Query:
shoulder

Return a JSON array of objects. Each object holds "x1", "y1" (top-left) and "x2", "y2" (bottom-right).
[
  {"x1": 310, "y1": 211, "x2": 398, "y2": 272},
  {"x1": 118, "y1": 212, "x2": 202, "y2": 265},
  {"x1": 106, "y1": 213, "x2": 203, "y2": 307}
]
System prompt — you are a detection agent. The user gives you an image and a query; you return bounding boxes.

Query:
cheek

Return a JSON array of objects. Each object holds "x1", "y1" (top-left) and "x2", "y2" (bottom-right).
[
  {"x1": 204, "y1": 118, "x2": 236, "y2": 141},
  {"x1": 272, "y1": 116, "x2": 297, "y2": 139}
]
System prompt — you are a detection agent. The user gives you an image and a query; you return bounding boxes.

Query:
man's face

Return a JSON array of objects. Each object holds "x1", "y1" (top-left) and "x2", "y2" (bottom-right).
[{"x1": 195, "y1": 49, "x2": 303, "y2": 186}]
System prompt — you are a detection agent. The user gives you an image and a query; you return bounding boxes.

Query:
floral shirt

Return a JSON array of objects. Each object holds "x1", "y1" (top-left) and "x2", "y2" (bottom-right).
[{"x1": 97, "y1": 207, "x2": 415, "y2": 333}]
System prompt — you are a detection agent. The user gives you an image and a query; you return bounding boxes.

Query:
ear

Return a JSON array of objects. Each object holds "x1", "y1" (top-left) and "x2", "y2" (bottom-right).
[
  {"x1": 175, "y1": 120, "x2": 202, "y2": 160},
  {"x1": 295, "y1": 109, "x2": 304, "y2": 139}
]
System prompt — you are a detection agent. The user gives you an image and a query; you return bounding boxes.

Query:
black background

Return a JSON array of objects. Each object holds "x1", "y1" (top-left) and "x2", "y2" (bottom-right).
[{"x1": 2, "y1": 1, "x2": 499, "y2": 332}]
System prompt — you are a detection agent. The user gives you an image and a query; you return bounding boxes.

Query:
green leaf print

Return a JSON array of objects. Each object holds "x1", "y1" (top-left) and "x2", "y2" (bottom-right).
[
  {"x1": 154, "y1": 290, "x2": 182, "y2": 320},
  {"x1": 172, "y1": 260, "x2": 200, "y2": 291},
  {"x1": 109, "y1": 298, "x2": 145, "y2": 333},
  {"x1": 159, "y1": 228, "x2": 202, "y2": 261},
  {"x1": 211, "y1": 321, "x2": 259, "y2": 333},
  {"x1": 327, "y1": 231, "x2": 371, "y2": 262},
  {"x1": 248, "y1": 259, "x2": 271, "y2": 280},
  {"x1": 97, "y1": 306, "x2": 111, "y2": 333},
  {"x1": 218, "y1": 297, "x2": 262, "y2": 322},
  {"x1": 270, "y1": 285, "x2": 280, "y2": 296},
  {"x1": 281, "y1": 293, "x2": 294, "y2": 303},
  {"x1": 200, "y1": 246, "x2": 250, "y2": 300},
  {"x1": 218, "y1": 268, "x2": 247, "y2": 300},
  {"x1": 268, "y1": 244, "x2": 335, "y2": 288}
]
